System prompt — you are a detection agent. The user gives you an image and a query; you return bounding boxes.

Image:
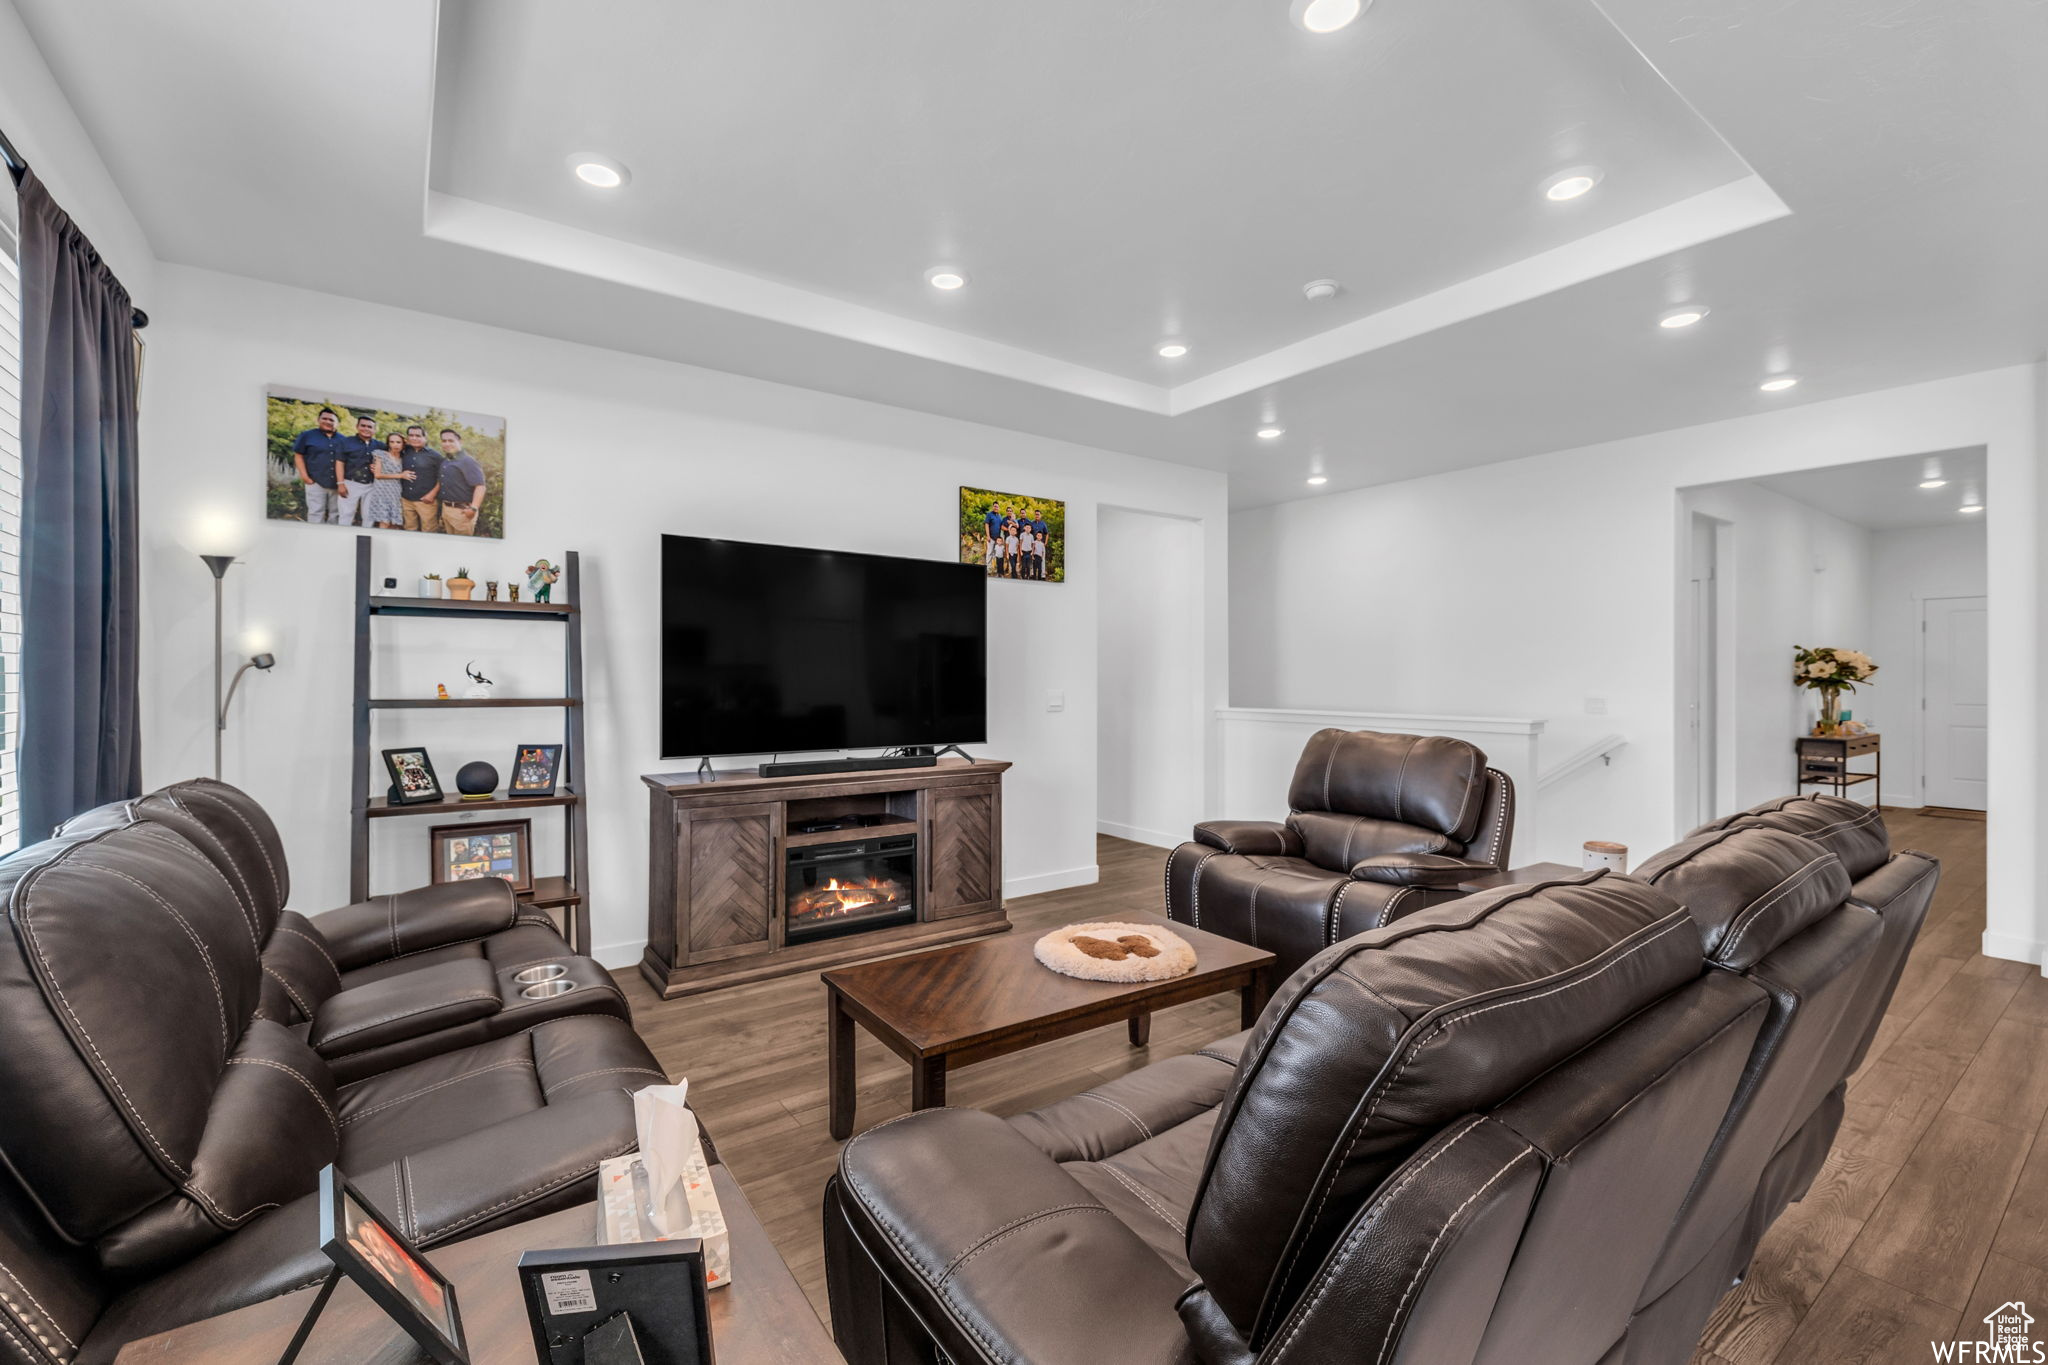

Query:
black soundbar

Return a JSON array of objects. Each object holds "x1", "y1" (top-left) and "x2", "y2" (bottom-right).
[{"x1": 758, "y1": 755, "x2": 939, "y2": 778}]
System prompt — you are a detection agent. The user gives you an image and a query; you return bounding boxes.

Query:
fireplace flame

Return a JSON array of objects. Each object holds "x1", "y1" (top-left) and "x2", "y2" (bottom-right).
[{"x1": 791, "y1": 874, "x2": 908, "y2": 922}]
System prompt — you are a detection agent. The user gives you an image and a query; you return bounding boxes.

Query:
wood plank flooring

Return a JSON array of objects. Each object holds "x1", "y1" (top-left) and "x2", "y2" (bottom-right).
[{"x1": 617, "y1": 810, "x2": 2015, "y2": 1362}]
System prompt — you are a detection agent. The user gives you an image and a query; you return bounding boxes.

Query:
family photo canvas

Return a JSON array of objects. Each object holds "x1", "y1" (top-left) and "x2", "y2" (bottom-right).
[
  {"x1": 266, "y1": 387, "x2": 508, "y2": 539},
  {"x1": 958, "y1": 486, "x2": 1065, "y2": 583}
]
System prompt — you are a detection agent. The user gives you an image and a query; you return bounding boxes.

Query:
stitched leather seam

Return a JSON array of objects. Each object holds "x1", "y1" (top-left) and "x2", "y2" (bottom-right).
[
  {"x1": 157, "y1": 809, "x2": 264, "y2": 951},
  {"x1": 1390, "y1": 736, "x2": 1417, "y2": 825},
  {"x1": 94, "y1": 866, "x2": 232, "y2": 1063},
  {"x1": 0, "y1": 1280, "x2": 67, "y2": 1362},
  {"x1": 1265, "y1": 1115, "x2": 1487, "y2": 1359},
  {"x1": 399, "y1": 1156, "x2": 416, "y2": 1240},
  {"x1": 194, "y1": 787, "x2": 285, "y2": 905},
  {"x1": 931, "y1": 1203, "x2": 1103, "y2": 1284},
  {"x1": 1378, "y1": 886, "x2": 1421, "y2": 930},
  {"x1": 339, "y1": 1058, "x2": 537, "y2": 1126},
  {"x1": 226, "y1": 1056, "x2": 340, "y2": 1133},
  {"x1": 1271, "y1": 912, "x2": 1691, "y2": 1333},
  {"x1": 543, "y1": 1066, "x2": 668, "y2": 1099},
  {"x1": 1371, "y1": 1152, "x2": 1531, "y2": 1365},
  {"x1": 1195, "y1": 1048, "x2": 1239, "y2": 1064},
  {"x1": 429, "y1": 1144, "x2": 636, "y2": 1238},
  {"x1": 1319, "y1": 733, "x2": 1337, "y2": 811},
  {"x1": 1846, "y1": 856, "x2": 1940, "y2": 913},
  {"x1": 1327, "y1": 882, "x2": 1352, "y2": 946},
  {"x1": 18, "y1": 880, "x2": 188, "y2": 1177},
  {"x1": 1076, "y1": 1091, "x2": 1153, "y2": 1141},
  {"x1": 318, "y1": 990, "x2": 503, "y2": 1049},
  {"x1": 0, "y1": 1260, "x2": 74, "y2": 1352},
  {"x1": 1716, "y1": 857, "x2": 1837, "y2": 962},
  {"x1": 387, "y1": 895, "x2": 400, "y2": 960},
  {"x1": 1448, "y1": 754, "x2": 1483, "y2": 845},
  {"x1": 1097, "y1": 1164, "x2": 1185, "y2": 1236},
  {"x1": 275, "y1": 924, "x2": 343, "y2": 982},
  {"x1": 261, "y1": 965, "x2": 314, "y2": 1020}
]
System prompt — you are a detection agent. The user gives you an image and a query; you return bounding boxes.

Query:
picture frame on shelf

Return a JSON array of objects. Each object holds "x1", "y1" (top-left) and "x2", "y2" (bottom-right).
[
  {"x1": 318, "y1": 1166, "x2": 470, "y2": 1365},
  {"x1": 382, "y1": 747, "x2": 443, "y2": 805},
  {"x1": 429, "y1": 819, "x2": 533, "y2": 894},
  {"x1": 508, "y1": 743, "x2": 563, "y2": 798}
]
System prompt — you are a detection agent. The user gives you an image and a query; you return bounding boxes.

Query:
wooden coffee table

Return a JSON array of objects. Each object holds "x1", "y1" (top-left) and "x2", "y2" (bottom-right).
[{"x1": 822, "y1": 911, "x2": 1273, "y2": 1140}]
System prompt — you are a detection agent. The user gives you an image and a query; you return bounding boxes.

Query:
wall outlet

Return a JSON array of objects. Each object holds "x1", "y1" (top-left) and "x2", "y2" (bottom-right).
[
  {"x1": 1045, "y1": 689, "x2": 1066, "y2": 713},
  {"x1": 1584, "y1": 696, "x2": 1609, "y2": 715}
]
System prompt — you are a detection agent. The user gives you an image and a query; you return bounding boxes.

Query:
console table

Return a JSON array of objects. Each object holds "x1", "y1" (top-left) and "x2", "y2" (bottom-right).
[
  {"x1": 641, "y1": 759, "x2": 1011, "y2": 998},
  {"x1": 115, "y1": 1166, "x2": 842, "y2": 1363}
]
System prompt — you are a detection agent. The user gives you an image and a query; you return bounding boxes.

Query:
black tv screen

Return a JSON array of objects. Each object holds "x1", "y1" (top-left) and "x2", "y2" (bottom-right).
[{"x1": 660, "y1": 536, "x2": 988, "y2": 758}]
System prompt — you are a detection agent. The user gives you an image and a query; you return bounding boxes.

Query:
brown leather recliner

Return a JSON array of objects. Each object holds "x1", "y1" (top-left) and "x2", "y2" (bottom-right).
[
  {"x1": 0, "y1": 799, "x2": 678, "y2": 1363},
  {"x1": 826, "y1": 870, "x2": 1766, "y2": 1365},
  {"x1": 824, "y1": 800, "x2": 1937, "y2": 1365},
  {"x1": 1166, "y1": 729, "x2": 1514, "y2": 980},
  {"x1": 59, "y1": 779, "x2": 627, "y2": 1082}
]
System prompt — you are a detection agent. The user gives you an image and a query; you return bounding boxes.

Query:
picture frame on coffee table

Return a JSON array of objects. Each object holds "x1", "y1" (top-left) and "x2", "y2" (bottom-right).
[
  {"x1": 508, "y1": 743, "x2": 563, "y2": 799},
  {"x1": 315, "y1": 1166, "x2": 470, "y2": 1365},
  {"x1": 429, "y1": 818, "x2": 534, "y2": 895}
]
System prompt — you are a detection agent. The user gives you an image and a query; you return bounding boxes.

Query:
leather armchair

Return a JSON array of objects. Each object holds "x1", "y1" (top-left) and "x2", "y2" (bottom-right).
[{"x1": 1167, "y1": 729, "x2": 1515, "y2": 980}]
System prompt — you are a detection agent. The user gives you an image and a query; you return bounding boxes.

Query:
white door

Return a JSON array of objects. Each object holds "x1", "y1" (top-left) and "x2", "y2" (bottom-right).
[{"x1": 1922, "y1": 595, "x2": 1988, "y2": 810}]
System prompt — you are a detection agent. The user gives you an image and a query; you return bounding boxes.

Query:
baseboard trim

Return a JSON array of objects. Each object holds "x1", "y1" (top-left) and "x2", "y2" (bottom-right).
[
  {"x1": 1005, "y1": 864, "x2": 1100, "y2": 899},
  {"x1": 595, "y1": 938, "x2": 647, "y2": 971},
  {"x1": 1981, "y1": 931, "x2": 2044, "y2": 967},
  {"x1": 1096, "y1": 819, "x2": 1181, "y2": 850}
]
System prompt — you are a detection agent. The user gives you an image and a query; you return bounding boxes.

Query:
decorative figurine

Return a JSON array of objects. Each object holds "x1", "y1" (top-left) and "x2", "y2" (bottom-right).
[
  {"x1": 485, "y1": 580, "x2": 500, "y2": 601},
  {"x1": 525, "y1": 558, "x2": 561, "y2": 604},
  {"x1": 507, "y1": 583, "x2": 520, "y2": 603},
  {"x1": 436, "y1": 683, "x2": 450, "y2": 699},
  {"x1": 463, "y1": 661, "x2": 494, "y2": 700}
]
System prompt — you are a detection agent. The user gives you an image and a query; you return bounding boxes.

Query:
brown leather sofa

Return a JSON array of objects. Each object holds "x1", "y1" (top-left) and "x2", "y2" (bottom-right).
[
  {"x1": 0, "y1": 781, "x2": 679, "y2": 1364},
  {"x1": 824, "y1": 794, "x2": 1935, "y2": 1365},
  {"x1": 1166, "y1": 729, "x2": 1514, "y2": 980}
]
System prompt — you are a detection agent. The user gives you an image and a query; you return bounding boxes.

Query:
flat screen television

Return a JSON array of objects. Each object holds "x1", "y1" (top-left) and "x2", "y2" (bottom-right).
[{"x1": 660, "y1": 535, "x2": 988, "y2": 758}]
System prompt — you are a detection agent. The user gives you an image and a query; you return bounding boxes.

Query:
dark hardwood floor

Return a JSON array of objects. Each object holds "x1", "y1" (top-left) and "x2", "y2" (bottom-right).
[{"x1": 618, "y1": 810, "x2": 2012, "y2": 1362}]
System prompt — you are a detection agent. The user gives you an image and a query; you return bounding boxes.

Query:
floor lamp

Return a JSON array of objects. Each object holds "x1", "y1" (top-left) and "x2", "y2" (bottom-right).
[{"x1": 203, "y1": 554, "x2": 276, "y2": 780}]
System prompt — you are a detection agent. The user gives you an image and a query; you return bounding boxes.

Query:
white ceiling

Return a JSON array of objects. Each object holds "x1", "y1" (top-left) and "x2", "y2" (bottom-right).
[
  {"x1": 13, "y1": 0, "x2": 2048, "y2": 508},
  {"x1": 1745, "y1": 447, "x2": 1990, "y2": 532}
]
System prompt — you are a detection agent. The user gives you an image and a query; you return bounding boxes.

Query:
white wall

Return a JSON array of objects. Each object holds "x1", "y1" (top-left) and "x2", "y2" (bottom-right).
[
  {"x1": 1230, "y1": 364, "x2": 2044, "y2": 964},
  {"x1": 1678, "y1": 481, "x2": 1873, "y2": 812},
  {"x1": 1863, "y1": 522, "x2": 1988, "y2": 806},
  {"x1": 1096, "y1": 507, "x2": 1205, "y2": 848},
  {"x1": 137, "y1": 265, "x2": 1229, "y2": 965},
  {"x1": 0, "y1": 0, "x2": 154, "y2": 302}
]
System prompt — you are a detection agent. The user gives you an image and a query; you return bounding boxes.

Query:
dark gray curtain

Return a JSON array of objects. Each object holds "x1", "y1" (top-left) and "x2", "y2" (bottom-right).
[{"x1": 16, "y1": 167, "x2": 141, "y2": 837}]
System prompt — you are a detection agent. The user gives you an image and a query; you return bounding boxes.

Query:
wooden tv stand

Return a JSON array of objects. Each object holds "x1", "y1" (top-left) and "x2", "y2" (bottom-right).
[{"x1": 640, "y1": 758, "x2": 1011, "y2": 998}]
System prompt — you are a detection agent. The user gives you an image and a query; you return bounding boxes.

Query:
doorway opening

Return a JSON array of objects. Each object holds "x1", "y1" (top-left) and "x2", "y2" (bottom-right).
[{"x1": 1097, "y1": 507, "x2": 1206, "y2": 848}]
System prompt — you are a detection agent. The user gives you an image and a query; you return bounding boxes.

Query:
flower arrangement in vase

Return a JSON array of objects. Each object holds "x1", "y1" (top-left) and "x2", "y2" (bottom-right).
[{"x1": 1793, "y1": 645, "x2": 1878, "y2": 735}]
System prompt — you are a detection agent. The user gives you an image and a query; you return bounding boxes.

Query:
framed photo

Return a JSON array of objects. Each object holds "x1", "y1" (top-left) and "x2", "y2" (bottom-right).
[
  {"x1": 517, "y1": 1241, "x2": 712, "y2": 1365},
  {"x1": 959, "y1": 485, "x2": 1065, "y2": 583},
  {"x1": 429, "y1": 819, "x2": 533, "y2": 895},
  {"x1": 266, "y1": 387, "x2": 506, "y2": 539},
  {"x1": 383, "y1": 747, "x2": 443, "y2": 805},
  {"x1": 509, "y1": 743, "x2": 564, "y2": 799},
  {"x1": 319, "y1": 1166, "x2": 469, "y2": 1365}
]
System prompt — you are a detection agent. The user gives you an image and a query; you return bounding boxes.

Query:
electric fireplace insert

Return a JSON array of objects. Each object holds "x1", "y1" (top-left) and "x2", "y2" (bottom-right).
[{"x1": 785, "y1": 833, "x2": 918, "y2": 945}]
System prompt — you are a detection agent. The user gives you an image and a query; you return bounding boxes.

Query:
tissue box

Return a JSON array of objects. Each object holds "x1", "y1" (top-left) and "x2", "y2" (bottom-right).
[{"x1": 596, "y1": 1150, "x2": 731, "y2": 1288}]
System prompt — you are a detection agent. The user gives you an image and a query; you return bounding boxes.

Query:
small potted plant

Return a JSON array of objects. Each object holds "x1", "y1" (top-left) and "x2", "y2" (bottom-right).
[
  {"x1": 447, "y1": 567, "x2": 476, "y2": 601},
  {"x1": 1793, "y1": 645, "x2": 1878, "y2": 734},
  {"x1": 418, "y1": 571, "x2": 443, "y2": 599}
]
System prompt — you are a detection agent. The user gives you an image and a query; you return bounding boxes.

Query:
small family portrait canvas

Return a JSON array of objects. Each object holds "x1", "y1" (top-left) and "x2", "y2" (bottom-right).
[
  {"x1": 959, "y1": 486, "x2": 1064, "y2": 583},
  {"x1": 430, "y1": 820, "x2": 532, "y2": 894},
  {"x1": 266, "y1": 387, "x2": 507, "y2": 539}
]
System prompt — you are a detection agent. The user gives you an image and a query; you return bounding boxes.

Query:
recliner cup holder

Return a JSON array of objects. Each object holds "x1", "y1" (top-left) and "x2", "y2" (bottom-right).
[
  {"x1": 521, "y1": 979, "x2": 577, "y2": 1000},
  {"x1": 513, "y1": 964, "x2": 569, "y2": 985}
]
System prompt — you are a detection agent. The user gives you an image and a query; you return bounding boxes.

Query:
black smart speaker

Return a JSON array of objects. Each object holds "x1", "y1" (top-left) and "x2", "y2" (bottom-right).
[{"x1": 456, "y1": 761, "x2": 499, "y2": 800}]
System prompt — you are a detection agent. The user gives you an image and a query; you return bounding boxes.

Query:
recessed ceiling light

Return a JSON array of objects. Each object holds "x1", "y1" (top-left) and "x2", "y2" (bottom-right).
[
  {"x1": 1302, "y1": 279, "x2": 1341, "y2": 303},
  {"x1": 568, "y1": 155, "x2": 629, "y2": 189},
  {"x1": 925, "y1": 268, "x2": 968, "y2": 291},
  {"x1": 1760, "y1": 375, "x2": 1799, "y2": 392},
  {"x1": 1157, "y1": 342, "x2": 1189, "y2": 359},
  {"x1": 1918, "y1": 479, "x2": 1948, "y2": 489},
  {"x1": 1542, "y1": 167, "x2": 1603, "y2": 202},
  {"x1": 1291, "y1": 0, "x2": 1368, "y2": 34},
  {"x1": 1960, "y1": 481, "x2": 1984, "y2": 513},
  {"x1": 1960, "y1": 502, "x2": 1985, "y2": 513},
  {"x1": 1306, "y1": 474, "x2": 1329, "y2": 486},
  {"x1": 1256, "y1": 426, "x2": 1286, "y2": 440},
  {"x1": 1659, "y1": 306, "x2": 1708, "y2": 329},
  {"x1": 1919, "y1": 457, "x2": 1947, "y2": 489}
]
